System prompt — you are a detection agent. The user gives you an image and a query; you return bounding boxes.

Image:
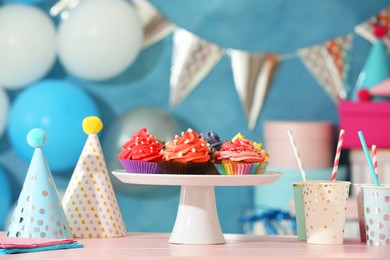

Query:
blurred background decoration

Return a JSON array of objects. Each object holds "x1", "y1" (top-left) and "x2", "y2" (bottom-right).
[{"x1": 0, "y1": 0, "x2": 389, "y2": 234}]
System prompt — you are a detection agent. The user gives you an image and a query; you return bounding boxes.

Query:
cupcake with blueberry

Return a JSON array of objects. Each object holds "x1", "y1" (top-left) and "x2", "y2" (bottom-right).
[
  {"x1": 118, "y1": 128, "x2": 164, "y2": 174},
  {"x1": 200, "y1": 130, "x2": 223, "y2": 151}
]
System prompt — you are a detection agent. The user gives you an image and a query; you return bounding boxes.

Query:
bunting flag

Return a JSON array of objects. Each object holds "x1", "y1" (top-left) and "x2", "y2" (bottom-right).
[
  {"x1": 355, "y1": 6, "x2": 390, "y2": 49},
  {"x1": 230, "y1": 51, "x2": 279, "y2": 130},
  {"x1": 298, "y1": 34, "x2": 353, "y2": 103},
  {"x1": 133, "y1": 0, "x2": 176, "y2": 49},
  {"x1": 49, "y1": 0, "x2": 390, "y2": 130},
  {"x1": 169, "y1": 29, "x2": 225, "y2": 108}
]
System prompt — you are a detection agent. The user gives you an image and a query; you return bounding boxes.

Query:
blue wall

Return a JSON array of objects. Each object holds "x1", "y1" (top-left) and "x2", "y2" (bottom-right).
[{"x1": 0, "y1": 0, "x2": 389, "y2": 233}]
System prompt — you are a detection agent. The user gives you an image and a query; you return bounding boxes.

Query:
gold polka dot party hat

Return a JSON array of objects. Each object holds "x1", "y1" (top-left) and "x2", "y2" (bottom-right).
[
  {"x1": 62, "y1": 116, "x2": 126, "y2": 238},
  {"x1": 7, "y1": 128, "x2": 72, "y2": 239}
]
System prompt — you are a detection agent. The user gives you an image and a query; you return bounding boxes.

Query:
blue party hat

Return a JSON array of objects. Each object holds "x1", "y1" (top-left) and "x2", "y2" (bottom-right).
[
  {"x1": 7, "y1": 129, "x2": 72, "y2": 239},
  {"x1": 353, "y1": 39, "x2": 390, "y2": 100}
]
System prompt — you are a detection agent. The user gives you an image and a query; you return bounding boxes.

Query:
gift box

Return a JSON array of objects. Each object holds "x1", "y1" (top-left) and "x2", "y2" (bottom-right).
[
  {"x1": 349, "y1": 148, "x2": 390, "y2": 194},
  {"x1": 264, "y1": 121, "x2": 334, "y2": 169},
  {"x1": 339, "y1": 101, "x2": 390, "y2": 148}
]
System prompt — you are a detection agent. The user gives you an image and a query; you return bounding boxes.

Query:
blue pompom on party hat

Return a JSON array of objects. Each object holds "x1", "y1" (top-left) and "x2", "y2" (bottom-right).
[
  {"x1": 353, "y1": 25, "x2": 390, "y2": 100},
  {"x1": 7, "y1": 128, "x2": 72, "y2": 238}
]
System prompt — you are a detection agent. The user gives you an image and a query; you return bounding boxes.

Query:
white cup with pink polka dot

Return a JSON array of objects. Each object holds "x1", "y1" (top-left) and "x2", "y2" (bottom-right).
[
  {"x1": 361, "y1": 184, "x2": 390, "y2": 246},
  {"x1": 302, "y1": 180, "x2": 351, "y2": 245}
]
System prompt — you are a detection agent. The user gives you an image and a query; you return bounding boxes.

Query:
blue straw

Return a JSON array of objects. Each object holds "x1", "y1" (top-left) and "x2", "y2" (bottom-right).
[{"x1": 358, "y1": 131, "x2": 380, "y2": 186}]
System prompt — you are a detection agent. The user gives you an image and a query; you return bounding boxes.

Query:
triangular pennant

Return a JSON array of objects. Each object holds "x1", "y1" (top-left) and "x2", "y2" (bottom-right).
[
  {"x1": 355, "y1": 6, "x2": 390, "y2": 50},
  {"x1": 170, "y1": 29, "x2": 225, "y2": 109},
  {"x1": 133, "y1": 0, "x2": 175, "y2": 49},
  {"x1": 298, "y1": 35, "x2": 353, "y2": 103},
  {"x1": 230, "y1": 50, "x2": 279, "y2": 130},
  {"x1": 326, "y1": 35, "x2": 353, "y2": 93},
  {"x1": 62, "y1": 117, "x2": 126, "y2": 238},
  {"x1": 50, "y1": 0, "x2": 80, "y2": 18}
]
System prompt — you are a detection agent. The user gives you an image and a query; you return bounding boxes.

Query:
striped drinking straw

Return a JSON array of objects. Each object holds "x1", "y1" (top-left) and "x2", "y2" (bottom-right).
[
  {"x1": 287, "y1": 130, "x2": 307, "y2": 181},
  {"x1": 331, "y1": 129, "x2": 345, "y2": 182},
  {"x1": 371, "y1": 145, "x2": 378, "y2": 180}
]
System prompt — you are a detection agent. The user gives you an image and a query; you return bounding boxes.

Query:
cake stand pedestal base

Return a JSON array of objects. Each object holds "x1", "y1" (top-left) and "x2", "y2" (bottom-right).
[{"x1": 169, "y1": 186, "x2": 225, "y2": 244}]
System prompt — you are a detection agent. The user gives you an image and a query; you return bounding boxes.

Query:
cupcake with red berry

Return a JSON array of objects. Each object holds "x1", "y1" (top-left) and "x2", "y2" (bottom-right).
[
  {"x1": 158, "y1": 129, "x2": 216, "y2": 174},
  {"x1": 118, "y1": 128, "x2": 164, "y2": 174},
  {"x1": 213, "y1": 133, "x2": 269, "y2": 175}
]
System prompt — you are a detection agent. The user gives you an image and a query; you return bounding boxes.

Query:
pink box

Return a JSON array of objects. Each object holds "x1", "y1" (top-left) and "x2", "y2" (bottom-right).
[
  {"x1": 264, "y1": 121, "x2": 334, "y2": 169},
  {"x1": 339, "y1": 101, "x2": 390, "y2": 149}
]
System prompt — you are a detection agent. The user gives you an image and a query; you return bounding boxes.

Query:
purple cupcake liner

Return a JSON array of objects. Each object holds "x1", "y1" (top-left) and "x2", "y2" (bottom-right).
[{"x1": 119, "y1": 159, "x2": 162, "y2": 174}]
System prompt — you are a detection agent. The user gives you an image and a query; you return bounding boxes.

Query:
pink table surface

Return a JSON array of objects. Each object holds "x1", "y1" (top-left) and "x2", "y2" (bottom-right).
[{"x1": 1, "y1": 232, "x2": 389, "y2": 259}]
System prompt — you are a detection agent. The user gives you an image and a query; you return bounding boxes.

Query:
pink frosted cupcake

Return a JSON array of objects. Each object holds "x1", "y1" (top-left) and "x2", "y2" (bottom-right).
[
  {"x1": 118, "y1": 128, "x2": 164, "y2": 174},
  {"x1": 213, "y1": 133, "x2": 269, "y2": 175}
]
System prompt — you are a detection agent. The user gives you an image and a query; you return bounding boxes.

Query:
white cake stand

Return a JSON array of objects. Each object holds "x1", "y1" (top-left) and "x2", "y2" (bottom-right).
[{"x1": 112, "y1": 170, "x2": 282, "y2": 245}]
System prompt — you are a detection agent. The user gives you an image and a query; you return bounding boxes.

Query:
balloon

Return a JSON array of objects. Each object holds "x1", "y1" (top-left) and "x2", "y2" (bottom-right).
[
  {"x1": 3, "y1": 0, "x2": 46, "y2": 4},
  {"x1": 0, "y1": 165, "x2": 11, "y2": 230},
  {"x1": 7, "y1": 80, "x2": 99, "y2": 172},
  {"x1": 0, "y1": 4, "x2": 56, "y2": 89},
  {"x1": 58, "y1": 0, "x2": 143, "y2": 81},
  {"x1": 0, "y1": 88, "x2": 9, "y2": 137},
  {"x1": 102, "y1": 107, "x2": 182, "y2": 196}
]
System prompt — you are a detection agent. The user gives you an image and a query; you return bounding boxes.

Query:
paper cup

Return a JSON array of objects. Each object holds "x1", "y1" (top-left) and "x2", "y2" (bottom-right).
[
  {"x1": 293, "y1": 182, "x2": 306, "y2": 240},
  {"x1": 361, "y1": 184, "x2": 390, "y2": 246},
  {"x1": 354, "y1": 184, "x2": 367, "y2": 243},
  {"x1": 302, "y1": 180, "x2": 351, "y2": 245}
]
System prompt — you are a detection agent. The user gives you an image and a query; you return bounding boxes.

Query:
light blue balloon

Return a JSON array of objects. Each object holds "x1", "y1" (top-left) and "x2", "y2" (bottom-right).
[
  {"x1": 7, "y1": 79, "x2": 99, "y2": 172},
  {"x1": 3, "y1": 0, "x2": 47, "y2": 4},
  {"x1": 0, "y1": 165, "x2": 11, "y2": 230}
]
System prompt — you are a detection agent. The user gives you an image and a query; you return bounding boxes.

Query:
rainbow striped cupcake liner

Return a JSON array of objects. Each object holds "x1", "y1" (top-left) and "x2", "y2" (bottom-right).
[{"x1": 214, "y1": 162, "x2": 268, "y2": 175}]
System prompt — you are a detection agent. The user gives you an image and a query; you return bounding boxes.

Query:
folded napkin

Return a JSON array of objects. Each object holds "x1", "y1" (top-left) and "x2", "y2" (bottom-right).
[{"x1": 0, "y1": 236, "x2": 83, "y2": 255}]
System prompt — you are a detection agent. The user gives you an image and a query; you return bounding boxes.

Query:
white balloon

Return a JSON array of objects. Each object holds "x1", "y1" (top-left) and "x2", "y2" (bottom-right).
[
  {"x1": 0, "y1": 4, "x2": 57, "y2": 89},
  {"x1": 58, "y1": 0, "x2": 143, "y2": 81},
  {"x1": 0, "y1": 88, "x2": 9, "y2": 137}
]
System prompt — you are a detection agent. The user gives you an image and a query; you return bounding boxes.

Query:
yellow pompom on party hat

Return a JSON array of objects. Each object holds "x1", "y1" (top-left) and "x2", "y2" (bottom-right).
[{"x1": 62, "y1": 116, "x2": 126, "y2": 238}]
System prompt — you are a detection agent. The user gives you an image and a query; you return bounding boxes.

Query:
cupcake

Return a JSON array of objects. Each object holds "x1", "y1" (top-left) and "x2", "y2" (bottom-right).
[
  {"x1": 158, "y1": 129, "x2": 216, "y2": 174},
  {"x1": 199, "y1": 131, "x2": 223, "y2": 151},
  {"x1": 118, "y1": 128, "x2": 164, "y2": 174},
  {"x1": 213, "y1": 133, "x2": 269, "y2": 175}
]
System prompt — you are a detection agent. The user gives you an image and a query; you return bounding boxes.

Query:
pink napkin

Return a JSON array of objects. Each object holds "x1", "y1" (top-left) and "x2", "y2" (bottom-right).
[{"x1": 0, "y1": 236, "x2": 76, "y2": 249}]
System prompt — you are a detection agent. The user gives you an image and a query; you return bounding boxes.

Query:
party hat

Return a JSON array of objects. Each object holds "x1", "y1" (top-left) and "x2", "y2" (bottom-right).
[
  {"x1": 353, "y1": 25, "x2": 390, "y2": 100},
  {"x1": 7, "y1": 128, "x2": 72, "y2": 239},
  {"x1": 369, "y1": 78, "x2": 390, "y2": 97},
  {"x1": 62, "y1": 116, "x2": 126, "y2": 238}
]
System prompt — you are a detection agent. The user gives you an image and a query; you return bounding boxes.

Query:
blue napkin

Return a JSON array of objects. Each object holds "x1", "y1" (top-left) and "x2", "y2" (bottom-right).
[{"x1": 0, "y1": 242, "x2": 83, "y2": 255}]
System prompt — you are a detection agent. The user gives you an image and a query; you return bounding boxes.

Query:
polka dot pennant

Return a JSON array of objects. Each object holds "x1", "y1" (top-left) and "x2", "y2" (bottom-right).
[
  {"x1": 170, "y1": 29, "x2": 225, "y2": 109},
  {"x1": 297, "y1": 34, "x2": 353, "y2": 103},
  {"x1": 7, "y1": 140, "x2": 72, "y2": 238},
  {"x1": 355, "y1": 6, "x2": 390, "y2": 50},
  {"x1": 62, "y1": 133, "x2": 126, "y2": 238},
  {"x1": 361, "y1": 186, "x2": 390, "y2": 246}
]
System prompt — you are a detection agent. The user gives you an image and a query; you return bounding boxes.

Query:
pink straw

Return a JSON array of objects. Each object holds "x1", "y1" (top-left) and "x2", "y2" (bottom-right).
[
  {"x1": 371, "y1": 145, "x2": 378, "y2": 179},
  {"x1": 331, "y1": 129, "x2": 345, "y2": 182}
]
